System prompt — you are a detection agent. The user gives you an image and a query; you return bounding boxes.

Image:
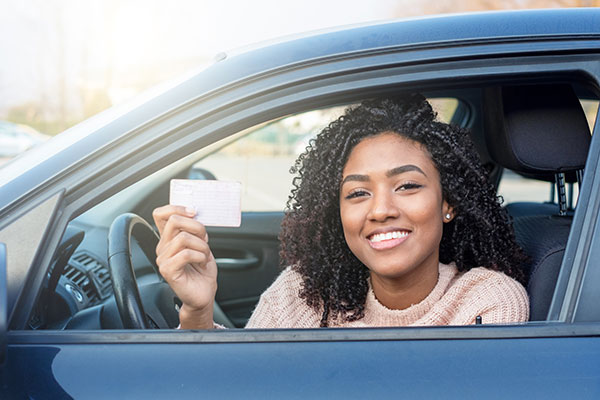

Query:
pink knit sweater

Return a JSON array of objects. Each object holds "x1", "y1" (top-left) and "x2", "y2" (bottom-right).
[{"x1": 245, "y1": 263, "x2": 529, "y2": 328}]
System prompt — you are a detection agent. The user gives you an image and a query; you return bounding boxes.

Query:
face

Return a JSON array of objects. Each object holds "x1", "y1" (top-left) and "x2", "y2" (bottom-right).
[{"x1": 339, "y1": 132, "x2": 453, "y2": 283}]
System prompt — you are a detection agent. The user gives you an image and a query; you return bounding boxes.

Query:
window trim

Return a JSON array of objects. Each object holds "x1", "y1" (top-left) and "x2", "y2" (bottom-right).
[
  {"x1": 551, "y1": 99, "x2": 600, "y2": 322},
  {"x1": 7, "y1": 322, "x2": 600, "y2": 345}
]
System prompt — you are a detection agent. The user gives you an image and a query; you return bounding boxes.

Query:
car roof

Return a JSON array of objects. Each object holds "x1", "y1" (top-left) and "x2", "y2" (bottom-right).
[
  {"x1": 194, "y1": 8, "x2": 600, "y2": 101},
  {"x1": 227, "y1": 8, "x2": 600, "y2": 63}
]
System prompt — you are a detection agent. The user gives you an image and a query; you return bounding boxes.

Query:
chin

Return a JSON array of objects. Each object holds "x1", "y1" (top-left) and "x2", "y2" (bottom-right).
[{"x1": 366, "y1": 261, "x2": 416, "y2": 279}]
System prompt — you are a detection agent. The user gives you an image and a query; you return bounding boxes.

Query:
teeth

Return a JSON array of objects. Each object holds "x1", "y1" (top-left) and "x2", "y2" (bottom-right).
[{"x1": 369, "y1": 231, "x2": 409, "y2": 243}]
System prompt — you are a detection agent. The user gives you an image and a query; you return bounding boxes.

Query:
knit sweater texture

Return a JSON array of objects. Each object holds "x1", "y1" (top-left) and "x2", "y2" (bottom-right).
[{"x1": 245, "y1": 263, "x2": 529, "y2": 328}]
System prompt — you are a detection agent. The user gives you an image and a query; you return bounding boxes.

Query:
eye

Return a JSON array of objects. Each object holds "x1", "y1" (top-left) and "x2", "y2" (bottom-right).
[
  {"x1": 345, "y1": 189, "x2": 370, "y2": 200},
  {"x1": 396, "y1": 182, "x2": 422, "y2": 192}
]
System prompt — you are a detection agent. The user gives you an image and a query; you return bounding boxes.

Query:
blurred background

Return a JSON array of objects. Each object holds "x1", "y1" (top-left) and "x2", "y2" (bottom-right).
[{"x1": 0, "y1": 0, "x2": 598, "y2": 162}]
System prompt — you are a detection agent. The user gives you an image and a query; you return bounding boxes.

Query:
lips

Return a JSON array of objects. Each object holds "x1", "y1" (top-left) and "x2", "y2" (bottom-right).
[{"x1": 367, "y1": 229, "x2": 411, "y2": 250}]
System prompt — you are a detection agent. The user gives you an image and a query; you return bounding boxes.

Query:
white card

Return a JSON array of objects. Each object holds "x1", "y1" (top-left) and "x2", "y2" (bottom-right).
[{"x1": 169, "y1": 179, "x2": 241, "y2": 227}]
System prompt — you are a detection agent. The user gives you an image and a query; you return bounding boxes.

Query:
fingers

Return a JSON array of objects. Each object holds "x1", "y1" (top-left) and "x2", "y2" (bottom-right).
[
  {"x1": 157, "y1": 214, "x2": 208, "y2": 254},
  {"x1": 160, "y1": 249, "x2": 210, "y2": 282},
  {"x1": 156, "y1": 226, "x2": 214, "y2": 284},
  {"x1": 157, "y1": 230, "x2": 211, "y2": 268},
  {"x1": 152, "y1": 205, "x2": 196, "y2": 235},
  {"x1": 153, "y1": 204, "x2": 216, "y2": 292}
]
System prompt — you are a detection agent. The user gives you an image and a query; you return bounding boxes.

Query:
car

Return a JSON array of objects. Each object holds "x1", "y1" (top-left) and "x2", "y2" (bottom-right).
[
  {"x1": 1, "y1": 8, "x2": 600, "y2": 398},
  {"x1": 0, "y1": 121, "x2": 49, "y2": 159}
]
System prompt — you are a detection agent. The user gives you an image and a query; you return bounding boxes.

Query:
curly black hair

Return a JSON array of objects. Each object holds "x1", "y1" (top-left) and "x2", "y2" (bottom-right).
[{"x1": 279, "y1": 94, "x2": 527, "y2": 327}]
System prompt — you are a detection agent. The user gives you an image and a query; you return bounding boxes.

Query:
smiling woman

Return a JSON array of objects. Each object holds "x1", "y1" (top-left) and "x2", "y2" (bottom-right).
[
  {"x1": 153, "y1": 94, "x2": 530, "y2": 329},
  {"x1": 339, "y1": 133, "x2": 451, "y2": 311}
]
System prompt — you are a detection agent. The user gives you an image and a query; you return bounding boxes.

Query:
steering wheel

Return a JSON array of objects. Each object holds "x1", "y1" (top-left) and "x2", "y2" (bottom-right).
[{"x1": 107, "y1": 213, "x2": 180, "y2": 329}]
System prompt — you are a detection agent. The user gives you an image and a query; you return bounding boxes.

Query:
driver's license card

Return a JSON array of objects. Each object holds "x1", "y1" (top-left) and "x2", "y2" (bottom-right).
[{"x1": 169, "y1": 179, "x2": 241, "y2": 227}]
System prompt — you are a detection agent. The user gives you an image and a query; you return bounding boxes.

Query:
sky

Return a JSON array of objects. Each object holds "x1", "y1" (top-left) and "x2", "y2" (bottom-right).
[
  {"x1": 0, "y1": 0, "x2": 401, "y2": 127},
  {"x1": 110, "y1": 0, "x2": 400, "y2": 57}
]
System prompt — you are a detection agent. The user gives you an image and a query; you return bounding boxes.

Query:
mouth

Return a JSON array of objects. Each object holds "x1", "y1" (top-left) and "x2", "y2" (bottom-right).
[{"x1": 367, "y1": 229, "x2": 411, "y2": 250}]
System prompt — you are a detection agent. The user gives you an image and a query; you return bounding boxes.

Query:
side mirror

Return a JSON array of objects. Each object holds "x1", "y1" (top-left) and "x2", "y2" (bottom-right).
[
  {"x1": 187, "y1": 167, "x2": 217, "y2": 181},
  {"x1": 0, "y1": 243, "x2": 7, "y2": 365}
]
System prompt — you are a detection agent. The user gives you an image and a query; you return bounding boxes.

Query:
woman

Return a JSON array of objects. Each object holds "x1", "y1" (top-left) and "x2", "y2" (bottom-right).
[{"x1": 153, "y1": 94, "x2": 529, "y2": 329}]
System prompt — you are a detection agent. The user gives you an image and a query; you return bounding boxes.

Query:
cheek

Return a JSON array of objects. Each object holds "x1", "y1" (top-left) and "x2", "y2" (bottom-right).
[
  {"x1": 404, "y1": 193, "x2": 445, "y2": 244},
  {"x1": 340, "y1": 203, "x2": 359, "y2": 235},
  {"x1": 340, "y1": 203, "x2": 367, "y2": 249},
  {"x1": 404, "y1": 194, "x2": 443, "y2": 222},
  {"x1": 421, "y1": 197, "x2": 445, "y2": 242}
]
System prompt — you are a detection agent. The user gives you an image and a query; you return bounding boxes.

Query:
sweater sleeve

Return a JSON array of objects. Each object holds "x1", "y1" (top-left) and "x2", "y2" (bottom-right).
[
  {"x1": 245, "y1": 266, "x2": 320, "y2": 329},
  {"x1": 456, "y1": 268, "x2": 530, "y2": 325},
  {"x1": 176, "y1": 267, "x2": 303, "y2": 330}
]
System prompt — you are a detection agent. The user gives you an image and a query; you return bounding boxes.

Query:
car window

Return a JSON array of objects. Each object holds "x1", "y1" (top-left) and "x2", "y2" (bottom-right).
[
  {"x1": 191, "y1": 98, "x2": 460, "y2": 212},
  {"x1": 581, "y1": 99, "x2": 599, "y2": 131}
]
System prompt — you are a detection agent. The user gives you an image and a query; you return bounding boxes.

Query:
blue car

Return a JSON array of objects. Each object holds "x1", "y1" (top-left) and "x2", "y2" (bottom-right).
[{"x1": 1, "y1": 8, "x2": 600, "y2": 398}]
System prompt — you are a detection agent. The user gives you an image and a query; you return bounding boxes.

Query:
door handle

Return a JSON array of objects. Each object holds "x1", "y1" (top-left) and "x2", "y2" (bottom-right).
[{"x1": 215, "y1": 256, "x2": 259, "y2": 270}]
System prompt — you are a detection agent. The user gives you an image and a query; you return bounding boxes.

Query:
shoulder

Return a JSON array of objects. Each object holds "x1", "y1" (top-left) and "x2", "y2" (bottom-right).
[
  {"x1": 448, "y1": 267, "x2": 530, "y2": 324},
  {"x1": 245, "y1": 266, "x2": 320, "y2": 328},
  {"x1": 265, "y1": 265, "x2": 304, "y2": 291},
  {"x1": 456, "y1": 267, "x2": 525, "y2": 290}
]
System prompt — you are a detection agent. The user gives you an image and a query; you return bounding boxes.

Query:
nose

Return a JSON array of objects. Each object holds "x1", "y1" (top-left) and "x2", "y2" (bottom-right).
[{"x1": 367, "y1": 190, "x2": 400, "y2": 222}]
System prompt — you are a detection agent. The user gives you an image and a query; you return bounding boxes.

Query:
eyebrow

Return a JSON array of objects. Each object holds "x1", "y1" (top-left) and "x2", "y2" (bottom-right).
[
  {"x1": 387, "y1": 165, "x2": 426, "y2": 178},
  {"x1": 341, "y1": 164, "x2": 426, "y2": 186}
]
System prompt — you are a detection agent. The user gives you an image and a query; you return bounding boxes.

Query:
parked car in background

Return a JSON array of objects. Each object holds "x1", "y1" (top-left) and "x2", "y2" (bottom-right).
[
  {"x1": 0, "y1": 121, "x2": 49, "y2": 159},
  {"x1": 1, "y1": 8, "x2": 600, "y2": 398}
]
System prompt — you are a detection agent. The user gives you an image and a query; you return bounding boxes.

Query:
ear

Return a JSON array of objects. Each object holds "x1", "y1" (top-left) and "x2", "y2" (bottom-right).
[{"x1": 442, "y1": 202, "x2": 455, "y2": 223}]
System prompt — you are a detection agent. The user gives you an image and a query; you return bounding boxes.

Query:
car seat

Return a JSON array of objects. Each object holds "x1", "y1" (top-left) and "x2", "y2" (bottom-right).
[{"x1": 483, "y1": 84, "x2": 591, "y2": 320}]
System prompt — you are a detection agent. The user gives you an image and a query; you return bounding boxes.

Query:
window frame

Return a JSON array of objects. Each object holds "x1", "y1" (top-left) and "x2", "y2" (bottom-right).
[{"x1": 5, "y1": 45, "x2": 600, "y2": 342}]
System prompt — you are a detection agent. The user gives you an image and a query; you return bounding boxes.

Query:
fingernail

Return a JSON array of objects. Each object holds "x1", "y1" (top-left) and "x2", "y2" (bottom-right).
[{"x1": 185, "y1": 207, "x2": 196, "y2": 215}]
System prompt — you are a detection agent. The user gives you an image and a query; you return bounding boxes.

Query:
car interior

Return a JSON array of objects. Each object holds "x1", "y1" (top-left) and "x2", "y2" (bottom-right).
[
  {"x1": 27, "y1": 79, "x2": 599, "y2": 331},
  {"x1": 483, "y1": 84, "x2": 592, "y2": 321}
]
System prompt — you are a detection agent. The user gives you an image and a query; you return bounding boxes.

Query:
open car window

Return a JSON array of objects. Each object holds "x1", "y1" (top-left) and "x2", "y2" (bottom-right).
[
  {"x1": 31, "y1": 98, "x2": 464, "y2": 331},
  {"x1": 24, "y1": 81, "x2": 597, "y2": 332},
  {"x1": 30, "y1": 80, "x2": 600, "y2": 332}
]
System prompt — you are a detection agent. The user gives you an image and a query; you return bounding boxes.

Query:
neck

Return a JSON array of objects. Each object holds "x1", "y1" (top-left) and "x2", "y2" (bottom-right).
[{"x1": 370, "y1": 260, "x2": 440, "y2": 310}]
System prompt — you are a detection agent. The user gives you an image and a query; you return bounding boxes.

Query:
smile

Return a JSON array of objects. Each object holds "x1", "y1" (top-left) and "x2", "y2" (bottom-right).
[
  {"x1": 367, "y1": 230, "x2": 410, "y2": 250},
  {"x1": 369, "y1": 231, "x2": 409, "y2": 242}
]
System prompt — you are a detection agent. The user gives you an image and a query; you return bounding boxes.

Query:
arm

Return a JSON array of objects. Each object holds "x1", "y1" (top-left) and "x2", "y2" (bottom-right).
[
  {"x1": 462, "y1": 269, "x2": 530, "y2": 325},
  {"x1": 153, "y1": 205, "x2": 217, "y2": 330},
  {"x1": 245, "y1": 267, "x2": 321, "y2": 329}
]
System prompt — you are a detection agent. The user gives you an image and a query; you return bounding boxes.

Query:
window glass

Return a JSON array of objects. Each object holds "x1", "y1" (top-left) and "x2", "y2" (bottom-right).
[
  {"x1": 192, "y1": 98, "x2": 460, "y2": 211},
  {"x1": 581, "y1": 99, "x2": 599, "y2": 132},
  {"x1": 498, "y1": 170, "x2": 560, "y2": 204}
]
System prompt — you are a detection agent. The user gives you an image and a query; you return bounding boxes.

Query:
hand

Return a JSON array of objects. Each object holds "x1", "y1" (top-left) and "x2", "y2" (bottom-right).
[{"x1": 153, "y1": 205, "x2": 217, "y2": 329}]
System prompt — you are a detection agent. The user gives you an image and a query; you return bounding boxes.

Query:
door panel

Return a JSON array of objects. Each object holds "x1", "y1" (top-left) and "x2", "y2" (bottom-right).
[
  {"x1": 4, "y1": 333, "x2": 599, "y2": 398},
  {"x1": 208, "y1": 212, "x2": 283, "y2": 327}
]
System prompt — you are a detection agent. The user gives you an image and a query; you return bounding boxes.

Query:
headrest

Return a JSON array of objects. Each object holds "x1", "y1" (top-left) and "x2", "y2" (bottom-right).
[{"x1": 483, "y1": 84, "x2": 591, "y2": 174}]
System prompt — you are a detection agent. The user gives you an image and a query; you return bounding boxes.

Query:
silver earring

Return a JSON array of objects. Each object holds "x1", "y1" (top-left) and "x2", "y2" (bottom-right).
[{"x1": 445, "y1": 213, "x2": 451, "y2": 220}]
